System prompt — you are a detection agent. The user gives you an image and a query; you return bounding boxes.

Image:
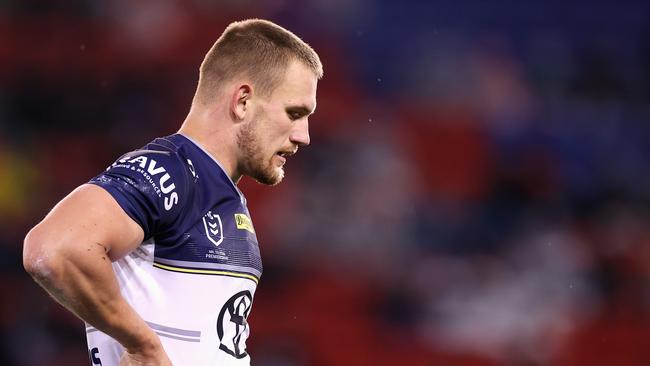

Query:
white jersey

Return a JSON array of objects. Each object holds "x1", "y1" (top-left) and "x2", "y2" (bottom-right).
[{"x1": 87, "y1": 134, "x2": 262, "y2": 365}]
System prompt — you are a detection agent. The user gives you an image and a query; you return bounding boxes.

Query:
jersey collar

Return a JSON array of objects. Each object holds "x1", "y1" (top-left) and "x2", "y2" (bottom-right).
[{"x1": 176, "y1": 133, "x2": 246, "y2": 205}]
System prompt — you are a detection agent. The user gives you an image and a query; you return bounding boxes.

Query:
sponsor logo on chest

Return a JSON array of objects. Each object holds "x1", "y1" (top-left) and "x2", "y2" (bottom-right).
[{"x1": 234, "y1": 213, "x2": 255, "y2": 234}]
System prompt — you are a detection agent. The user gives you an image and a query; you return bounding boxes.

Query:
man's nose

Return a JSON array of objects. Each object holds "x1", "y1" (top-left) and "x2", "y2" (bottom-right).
[{"x1": 289, "y1": 119, "x2": 310, "y2": 147}]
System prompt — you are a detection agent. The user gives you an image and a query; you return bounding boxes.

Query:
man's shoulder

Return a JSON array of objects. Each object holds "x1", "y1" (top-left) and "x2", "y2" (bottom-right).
[
  {"x1": 112, "y1": 135, "x2": 193, "y2": 173},
  {"x1": 93, "y1": 135, "x2": 197, "y2": 214},
  {"x1": 124, "y1": 134, "x2": 185, "y2": 159},
  {"x1": 108, "y1": 133, "x2": 239, "y2": 204}
]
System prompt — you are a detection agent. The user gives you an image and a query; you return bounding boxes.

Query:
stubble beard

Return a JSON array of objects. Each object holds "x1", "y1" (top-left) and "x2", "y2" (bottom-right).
[{"x1": 237, "y1": 120, "x2": 284, "y2": 186}]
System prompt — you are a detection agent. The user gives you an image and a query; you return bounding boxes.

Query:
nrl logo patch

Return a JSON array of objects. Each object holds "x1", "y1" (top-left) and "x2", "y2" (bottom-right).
[{"x1": 203, "y1": 210, "x2": 223, "y2": 247}]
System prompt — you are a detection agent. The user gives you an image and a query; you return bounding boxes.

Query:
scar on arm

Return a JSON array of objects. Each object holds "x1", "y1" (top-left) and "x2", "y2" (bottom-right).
[{"x1": 92, "y1": 242, "x2": 109, "y2": 260}]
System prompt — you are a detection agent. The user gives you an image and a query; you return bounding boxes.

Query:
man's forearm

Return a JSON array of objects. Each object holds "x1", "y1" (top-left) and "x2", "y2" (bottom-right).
[{"x1": 23, "y1": 229, "x2": 160, "y2": 354}]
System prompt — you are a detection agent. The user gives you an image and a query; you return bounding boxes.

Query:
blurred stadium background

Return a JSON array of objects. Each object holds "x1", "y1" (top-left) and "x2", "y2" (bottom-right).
[{"x1": 2, "y1": 1, "x2": 650, "y2": 365}]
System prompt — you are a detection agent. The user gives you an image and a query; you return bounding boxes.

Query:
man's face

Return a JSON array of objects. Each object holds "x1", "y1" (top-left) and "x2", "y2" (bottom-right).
[{"x1": 237, "y1": 60, "x2": 318, "y2": 185}]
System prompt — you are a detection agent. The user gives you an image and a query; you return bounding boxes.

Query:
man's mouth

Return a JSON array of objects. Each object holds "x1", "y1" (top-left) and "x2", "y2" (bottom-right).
[
  {"x1": 276, "y1": 148, "x2": 297, "y2": 159},
  {"x1": 275, "y1": 149, "x2": 297, "y2": 166}
]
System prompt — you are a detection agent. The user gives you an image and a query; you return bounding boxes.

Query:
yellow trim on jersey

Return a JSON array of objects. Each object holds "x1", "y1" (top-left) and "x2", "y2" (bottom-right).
[{"x1": 153, "y1": 262, "x2": 259, "y2": 284}]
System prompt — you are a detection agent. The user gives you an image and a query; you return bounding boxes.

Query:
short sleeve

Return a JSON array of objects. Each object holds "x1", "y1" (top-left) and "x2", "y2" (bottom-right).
[{"x1": 88, "y1": 150, "x2": 190, "y2": 239}]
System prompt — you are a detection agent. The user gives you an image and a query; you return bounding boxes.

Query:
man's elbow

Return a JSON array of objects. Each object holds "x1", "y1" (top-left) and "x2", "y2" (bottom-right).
[{"x1": 23, "y1": 226, "x2": 63, "y2": 285}]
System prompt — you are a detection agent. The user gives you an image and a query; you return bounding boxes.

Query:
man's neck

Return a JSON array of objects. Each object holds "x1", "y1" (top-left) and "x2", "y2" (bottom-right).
[{"x1": 178, "y1": 112, "x2": 241, "y2": 183}]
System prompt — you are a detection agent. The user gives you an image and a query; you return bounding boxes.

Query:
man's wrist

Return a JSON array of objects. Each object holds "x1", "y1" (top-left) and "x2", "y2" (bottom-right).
[
  {"x1": 110, "y1": 320, "x2": 161, "y2": 356},
  {"x1": 123, "y1": 333, "x2": 162, "y2": 356}
]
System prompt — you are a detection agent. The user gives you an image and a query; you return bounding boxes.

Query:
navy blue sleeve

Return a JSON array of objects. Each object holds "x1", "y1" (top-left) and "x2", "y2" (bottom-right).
[{"x1": 88, "y1": 150, "x2": 190, "y2": 240}]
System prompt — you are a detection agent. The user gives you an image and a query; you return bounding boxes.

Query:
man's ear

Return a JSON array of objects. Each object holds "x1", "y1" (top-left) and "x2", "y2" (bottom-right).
[{"x1": 231, "y1": 84, "x2": 252, "y2": 121}]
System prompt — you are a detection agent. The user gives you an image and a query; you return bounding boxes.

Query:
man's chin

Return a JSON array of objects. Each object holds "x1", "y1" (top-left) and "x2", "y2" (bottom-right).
[{"x1": 252, "y1": 168, "x2": 284, "y2": 186}]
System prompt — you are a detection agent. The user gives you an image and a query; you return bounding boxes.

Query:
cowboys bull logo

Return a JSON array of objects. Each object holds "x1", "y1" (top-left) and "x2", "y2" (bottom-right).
[
  {"x1": 202, "y1": 210, "x2": 223, "y2": 246},
  {"x1": 217, "y1": 290, "x2": 253, "y2": 359}
]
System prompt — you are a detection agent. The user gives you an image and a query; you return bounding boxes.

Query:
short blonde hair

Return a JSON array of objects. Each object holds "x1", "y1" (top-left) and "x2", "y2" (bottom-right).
[{"x1": 194, "y1": 19, "x2": 323, "y2": 105}]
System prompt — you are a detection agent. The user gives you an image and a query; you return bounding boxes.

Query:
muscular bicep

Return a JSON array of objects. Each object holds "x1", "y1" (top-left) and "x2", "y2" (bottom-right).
[{"x1": 33, "y1": 184, "x2": 145, "y2": 262}]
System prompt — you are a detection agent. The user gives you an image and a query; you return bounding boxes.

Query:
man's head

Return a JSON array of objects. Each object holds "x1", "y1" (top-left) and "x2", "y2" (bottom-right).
[
  {"x1": 193, "y1": 19, "x2": 322, "y2": 186},
  {"x1": 235, "y1": 58, "x2": 318, "y2": 185}
]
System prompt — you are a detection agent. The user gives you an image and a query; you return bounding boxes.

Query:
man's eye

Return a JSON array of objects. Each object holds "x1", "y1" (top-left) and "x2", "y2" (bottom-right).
[{"x1": 289, "y1": 112, "x2": 302, "y2": 120}]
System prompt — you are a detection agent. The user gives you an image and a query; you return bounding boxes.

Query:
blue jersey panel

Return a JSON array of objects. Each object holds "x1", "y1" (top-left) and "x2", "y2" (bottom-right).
[{"x1": 89, "y1": 134, "x2": 262, "y2": 281}]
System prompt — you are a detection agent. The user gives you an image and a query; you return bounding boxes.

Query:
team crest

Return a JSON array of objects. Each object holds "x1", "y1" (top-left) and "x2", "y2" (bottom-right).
[
  {"x1": 202, "y1": 210, "x2": 223, "y2": 247},
  {"x1": 217, "y1": 290, "x2": 253, "y2": 359}
]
